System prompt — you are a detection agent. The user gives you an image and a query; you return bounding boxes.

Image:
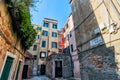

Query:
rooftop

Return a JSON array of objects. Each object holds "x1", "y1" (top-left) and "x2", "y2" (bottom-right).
[{"x1": 44, "y1": 18, "x2": 57, "y2": 22}]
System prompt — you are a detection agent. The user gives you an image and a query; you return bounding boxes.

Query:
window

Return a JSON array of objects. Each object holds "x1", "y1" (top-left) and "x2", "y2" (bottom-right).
[
  {"x1": 40, "y1": 52, "x2": 46, "y2": 58},
  {"x1": 71, "y1": 44, "x2": 73, "y2": 52},
  {"x1": 52, "y1": 32, "x2": 57, "y2": 37},
  {"x1": 42, "y1": 41, "x2": 46, "y2": 47},
  {"x1": 52, "y1": 42, "x2": 57, "y2": 48},
  {"x1": 35, "y1": 35, "x2": 40, "y2": 39},
  {"x1": 42, "y1": 30, "x2": 48, "y2": 36},
  {"x1": 37, "y1": 27, "x2": 42, "y2": 30},
  {"x1": 43, "y1": 22, "x2": 49, "y2": 28},
  {"x1": 33, "y1": 45, "x2": 37, "y2": 50},
  {"x1": 52, "y1": 24, "x2": 57, "y2": 29}
]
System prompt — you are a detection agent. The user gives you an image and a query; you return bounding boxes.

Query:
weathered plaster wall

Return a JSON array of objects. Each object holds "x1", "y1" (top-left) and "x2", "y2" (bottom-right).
[
  {"x1": 70, "y1": 0, "x2": 120, "y2": 80},
  {"x1": 0, "y1": 2, "x2": 25, "y2": 80},
  {"x1": 67, "y1": 14, "x2": 80, "y2": 78}
]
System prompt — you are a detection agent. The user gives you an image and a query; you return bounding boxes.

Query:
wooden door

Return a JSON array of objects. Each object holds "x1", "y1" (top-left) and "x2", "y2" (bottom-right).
[{"x1": 55, "y1": 61, "x2": 62, "y2": 77}]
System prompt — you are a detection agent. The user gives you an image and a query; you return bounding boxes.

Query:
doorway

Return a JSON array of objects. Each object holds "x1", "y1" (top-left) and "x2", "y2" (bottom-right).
[
  {"x1": 55, "y1": 61, "x2": 62, "y2": 77},
  {"x1": 1, "y1": 56, "x2": 14, "y2": 80},
  {"x1": 40, "y1": 64, "x2": 46, "y2": 75},
  {"x1": 22, "y1": 65, "x2": 28, "y2": 79}
]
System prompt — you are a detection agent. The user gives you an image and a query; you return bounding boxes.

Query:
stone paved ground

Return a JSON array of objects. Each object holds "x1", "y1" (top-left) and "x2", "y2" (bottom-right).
[
  {"x1": 31, "y1": 76, "x2": 50, "y2": 80},
  {"x1": 23, "y1": 76, "x2": 50, "y2": 80},
  {"x1": 53, "y1": 78, "x2": 80, "y2": 80},
  {"x1": 23, "y1": 76, "x2": 80, "y2": 80}
]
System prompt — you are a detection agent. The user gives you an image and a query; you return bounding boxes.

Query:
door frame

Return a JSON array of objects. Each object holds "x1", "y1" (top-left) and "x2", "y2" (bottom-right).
[
  {"x1": 14, "y1": 59, "x2": 23, "y2": 80},
  {"x1": 52, "y1": 59, "x2": 63, "y2": 78},
  {"x1": 40, "y1": 64, "x2": 46, "y2": 75},
  {"x1": 22, "y1": 65, "x2": 29, "y2": 79},
  {"x1": 0, "y1": 51, "x2": 16, "y2": 79}
]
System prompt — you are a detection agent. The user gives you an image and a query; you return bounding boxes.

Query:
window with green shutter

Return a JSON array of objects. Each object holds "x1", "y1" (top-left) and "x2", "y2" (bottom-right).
[{"x1": 1, "y1": 56, "x2": 14, "y2": 80}]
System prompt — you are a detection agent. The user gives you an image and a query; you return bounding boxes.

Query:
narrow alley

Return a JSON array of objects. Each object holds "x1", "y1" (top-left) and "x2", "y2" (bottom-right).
[{"x1": 0, "y1": 0, "x2": 120, "y2": 80}]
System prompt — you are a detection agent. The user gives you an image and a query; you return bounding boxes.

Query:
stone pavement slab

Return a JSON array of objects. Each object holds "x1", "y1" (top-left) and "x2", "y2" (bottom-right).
[
  {"x1": 23, "y1": 76, "x2": 81, "y2": 80},
  {"x1": 23, "y1": 76, "x2": 51, "y2": 80},
  {"x1": 53, "y1": 78, "x2": 80, "y2": 80},
  {"x1": 31, "y1": 76, "x2": 50, "y2": 80}
]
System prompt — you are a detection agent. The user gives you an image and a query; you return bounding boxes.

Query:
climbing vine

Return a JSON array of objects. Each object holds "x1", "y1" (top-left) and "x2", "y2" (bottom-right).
[
  {"x1": 19, "y1": 6, "x2": 36, "y2": 49},
  {"x1": 6, "y1": 0, "x2": 39, "y2": 50}
]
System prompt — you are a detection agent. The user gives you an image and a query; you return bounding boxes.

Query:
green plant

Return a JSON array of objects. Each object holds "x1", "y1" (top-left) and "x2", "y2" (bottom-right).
[
  {"x1": 7, "y1": 0, "x2": 39, "y2": 50},
  {"x1": 19, "y1": 6, "x2": 36, "y2": 49}
]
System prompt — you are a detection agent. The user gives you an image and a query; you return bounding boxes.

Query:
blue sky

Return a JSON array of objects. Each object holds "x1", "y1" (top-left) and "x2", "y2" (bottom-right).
[{"x1": 30, "y1": 0, "x2": 71, "y2": 30}]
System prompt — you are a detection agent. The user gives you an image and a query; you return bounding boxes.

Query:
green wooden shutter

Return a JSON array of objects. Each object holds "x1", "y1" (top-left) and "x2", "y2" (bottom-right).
[{"x1": 0, "y1": 56, "x2": 14, "y2": 80}]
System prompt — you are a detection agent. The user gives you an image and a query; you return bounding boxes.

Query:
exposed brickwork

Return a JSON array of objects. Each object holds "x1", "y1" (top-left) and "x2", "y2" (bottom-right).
[
  {"x1": 79, "y1": 42, "x2": 120, "y2": 80},
  {"x1": 0, "y1": 2, "x2": 25, "y2": 80}
]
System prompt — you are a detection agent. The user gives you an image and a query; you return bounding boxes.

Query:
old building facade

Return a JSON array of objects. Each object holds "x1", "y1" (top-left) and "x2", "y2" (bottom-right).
[
  {"x1": 28, "y1": 18, "x2": 58, "y2": 75},
  {"x1": 45, "y1": 16, "x2": 78, "y2": 79},
  {"x1": 63, "y1": 13, "x2": 80, "y2": 78},
  {"x1": 67, "y1": 13, "x2": 80, "y2": 78},
  {"x1": 27, "y1": 18, "x2": 59, "y2": 76},
  {"x1": 70, "y1": 0, "x2": 120, "y2": 80},
  {"x1": 38, "y1": 18, "x2": 59, "y2": 75},
  {"x1": 28, "y1": 24, "x2": 42, "y2": 58},
  {"x1": 27, "y1": 24, "x2": 42, "y2": 75},
  {"x1": 0, "y1": 1, "x2": 25, "y2": 80},
  {"x1": 40, "y1": 18, "x2": 59, "y2": 55}
]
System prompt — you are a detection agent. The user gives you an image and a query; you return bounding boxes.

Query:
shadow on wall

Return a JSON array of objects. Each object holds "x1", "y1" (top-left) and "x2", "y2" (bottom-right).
[{"x1": 73, "y1": 0, "x2": 120, "y2": 80}]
